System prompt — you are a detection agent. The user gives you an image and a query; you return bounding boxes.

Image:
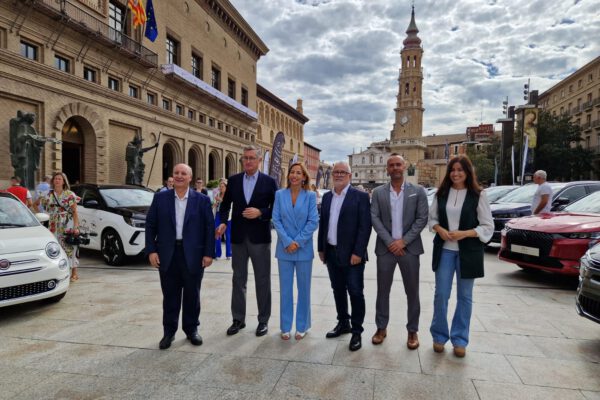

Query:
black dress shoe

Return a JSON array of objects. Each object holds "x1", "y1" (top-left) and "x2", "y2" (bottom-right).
[
  {"x1": 349, "y1": 333, "x2": 362, "y2": 351},
  {"x1": 159, "y1": 335, "x2": 174, "y2": 350},
  {"x1": 256, "y1": 322, "x2": 268, "y2": 337},
  {"x1": 227, "y1": 320, "x2": 246, "y2": 336},
  {"x1": 187, "y1": 333, "x2": 203, "y2": 346},
  {"x1": 326, "y1": 322, "x2": 352, "y2": 338}
]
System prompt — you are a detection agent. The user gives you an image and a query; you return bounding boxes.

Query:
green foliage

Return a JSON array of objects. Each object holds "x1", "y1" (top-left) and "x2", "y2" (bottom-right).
[
  {"x1": 466, "y1": 136, "x2": 500, "y2": 185},
  {"x1": 206, "y1": 179, "x2": 219, "y2": 189},
  {"x1": 532, "y1": 111, "x2": 597, "y2": 181}
]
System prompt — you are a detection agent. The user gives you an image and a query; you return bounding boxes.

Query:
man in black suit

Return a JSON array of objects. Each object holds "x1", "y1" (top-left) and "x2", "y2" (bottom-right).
[
  {"x1": 318, "y1": 161, "x2": 372, "y2": 351},
  {"x1": 216, "y1": 145, "x2": 278, "y2": 337},
  {"x1": 146, "y1": 164, "x2": 215, "y2": 349}
]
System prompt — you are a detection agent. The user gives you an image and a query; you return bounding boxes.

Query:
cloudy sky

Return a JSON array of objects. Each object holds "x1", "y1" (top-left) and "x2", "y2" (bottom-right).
[{"x1": 230, "y1": 0, "x2": 600, "y2": 163}]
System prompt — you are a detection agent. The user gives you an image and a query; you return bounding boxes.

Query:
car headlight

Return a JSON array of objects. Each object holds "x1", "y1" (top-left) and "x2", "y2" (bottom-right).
[
  {"x1": 59, "y1": 259, "x2": 68, "y2": 270},
  {"x1": 563, "y1": 232, "x2": 600, "y2": 240},
  {"x1": 124, "y1": 216, "x2": 146, "y2": 228},
  {"x1": 46, "y1": 242, "x2": 61, "y2": 259}
]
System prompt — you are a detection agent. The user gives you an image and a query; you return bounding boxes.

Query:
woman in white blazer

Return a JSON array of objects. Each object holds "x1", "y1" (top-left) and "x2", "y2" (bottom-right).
[{"x1": 272, "y1": 162, "x2": 319, "y2": 340}]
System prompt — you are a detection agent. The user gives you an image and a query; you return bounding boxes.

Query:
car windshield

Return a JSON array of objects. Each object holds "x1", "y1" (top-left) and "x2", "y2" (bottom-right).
[
  {"x1": 0, "y1": 196, "x2": 39, "y2": 228},
  {"x1": 564, "y1": 191, "x2": 600, "y2": 213},
  {"x1": 100, "y1": 188, "x2": 154, "y2": 208},
  {"x1": 493, "y1": 184, "x2": 538, "y2": 203},
  {"x1": 484, "y1": 186, "x2": 516, "y2": 203}
]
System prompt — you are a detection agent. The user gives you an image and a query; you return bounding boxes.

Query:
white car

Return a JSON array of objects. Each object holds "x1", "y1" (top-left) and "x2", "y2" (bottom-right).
[
  {"x1": 72, "y1": 184, "x2": 154, "y2": 266},
  {"x1": 0, "y1": 192, "x2": 69, "y2": 307}
]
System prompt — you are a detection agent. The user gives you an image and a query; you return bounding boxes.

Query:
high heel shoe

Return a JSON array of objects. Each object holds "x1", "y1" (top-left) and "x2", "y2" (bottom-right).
[
  {"x1": 295, "y1": 331, "x2": 306, "y2": 340},
  {"x1": 281, "y1": 332, "x2": 291, "y2": 340}
]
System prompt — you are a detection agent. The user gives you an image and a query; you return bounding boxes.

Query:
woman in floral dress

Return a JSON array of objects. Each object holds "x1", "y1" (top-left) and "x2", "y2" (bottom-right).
[{"x1": 37, "y1": 172, "x2": 81, "y2": 281}]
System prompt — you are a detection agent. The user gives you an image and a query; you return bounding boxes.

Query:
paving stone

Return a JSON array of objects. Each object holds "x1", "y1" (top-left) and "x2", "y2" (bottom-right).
[
  {"x1": 374, "y1": 370, "x2": 479, "y2": 400},
  {"x1": 582, "y1": 391, "x2": 600, "y2": 400},
  {"x1": 473, "y1": 381, "x2": 588, "y2": 400},
  {"x1": 0, "y1": 337, "x2": 63, "y2": 368},
  {"x1": 332, "y1": 336, "x2": 421, "y2": 373},
  {"x1": 467, "y1": 331, "x2": 546, "y2": 357},
  {"x1": 0, "y1": 366, "x2": 55, "y2": 400},
  {"x1": 532, "y1": 337, "x2": 600, "y2": 363},
  {"x1": 251, "y1": 334, "x2": 337, "y2": 364},
  {"x1": 271, "y1": 362, "x2": 374, "y2": 400},
  {"x1": 508, "y1": 356, "x2": 600, "y2": 391}
]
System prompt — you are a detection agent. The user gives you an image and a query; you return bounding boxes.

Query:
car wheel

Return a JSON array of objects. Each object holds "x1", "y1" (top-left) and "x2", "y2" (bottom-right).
[
  {"x1": 101, "y1": 229, "x2": 126, "y2": 266},
  {"x1": 46, "y1": 292, "x2": 66, "y2": 303}
]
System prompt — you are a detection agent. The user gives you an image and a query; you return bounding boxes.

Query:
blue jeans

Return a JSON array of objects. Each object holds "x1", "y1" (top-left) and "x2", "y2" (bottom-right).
[
  {"x1": 214, "y1": 214, "x2": 232, "y2": 258},
  {"x1": 430, "y1": 249, "x2": 474, "y2": 348},
  {"x1": 278, "y1": 260, "x2": 312, "y2": 333}
]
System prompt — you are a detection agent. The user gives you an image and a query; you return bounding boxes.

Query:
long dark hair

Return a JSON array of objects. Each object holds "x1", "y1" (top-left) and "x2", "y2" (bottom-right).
[
  {"x1": 287, "y1": 162, "x2": 311, "y2": 190},
  {"x1": 436, "y1": 155, "x2": 481, "y2": 199}
]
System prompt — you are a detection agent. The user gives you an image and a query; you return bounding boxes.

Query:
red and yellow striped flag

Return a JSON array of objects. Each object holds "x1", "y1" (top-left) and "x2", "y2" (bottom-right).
[{"x1": 128, "y1": 0, "x2": 147, "y2": 28}]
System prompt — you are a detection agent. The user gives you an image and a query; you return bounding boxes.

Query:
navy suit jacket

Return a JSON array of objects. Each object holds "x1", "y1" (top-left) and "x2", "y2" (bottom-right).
[
  {"x1": 317, "y1": 186, "x2": 372, "y2": 265},
  {"x1": 219, "y1": 171, "x2": 277, "y2": 244},
  {"x1": 145, "y1": 189, "x2": 215, "y2": 273}
]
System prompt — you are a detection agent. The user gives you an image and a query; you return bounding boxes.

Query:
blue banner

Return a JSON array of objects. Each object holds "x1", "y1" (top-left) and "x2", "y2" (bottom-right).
[{"x1": 269, "y1": 132, "x2": 285, "y2": 188}]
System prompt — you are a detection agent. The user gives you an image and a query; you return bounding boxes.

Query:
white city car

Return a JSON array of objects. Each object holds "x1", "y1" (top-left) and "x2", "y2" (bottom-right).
[
  {"x1": 72, "y1": 184, "x2": 155, "y2": 266},
  {"x1": 0, "y1": 192, "x2": 69, "y2": 308}
]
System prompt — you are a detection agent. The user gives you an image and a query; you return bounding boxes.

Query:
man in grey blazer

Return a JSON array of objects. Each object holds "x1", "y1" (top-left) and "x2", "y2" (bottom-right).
[{"x1": 370, "y1": 153, "x2": 428, "y2": 349}]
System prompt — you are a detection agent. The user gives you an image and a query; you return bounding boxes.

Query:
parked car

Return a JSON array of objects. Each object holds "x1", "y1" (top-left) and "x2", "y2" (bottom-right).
[
  {"x1": 577, "y1": 243, "x2": 600, "y2": 324},
  {"x1": 0, "y1": 192, "x2": 69, "y2": 307},
  {"x1": 489, "y1": 181, "x2": 600, "y2": 243},
  {"x1": 483, "y1": 185, "x2": 519, "y2": 203},
  {"x1": 499, "y1": 190, "x2": 600, "y2": 275},
  {"x1": 71, "y1": 184, "x2": 155, "y2": 266}
]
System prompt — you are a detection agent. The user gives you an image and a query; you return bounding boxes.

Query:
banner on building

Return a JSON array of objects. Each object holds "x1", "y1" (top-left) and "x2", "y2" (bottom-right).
[
  {"x1": 262, "y1": 150, "x2": 270, "y2": 173},
  {"x1": 466, "y1": 124, "x2": 494, "y2": 141},
  {"x1": 523, "y1": 108, "x2": 538, "y2": 148},
  {"x1": 144, "y1": 0, "x2": 158, "y2": 41},
  {"x1": 269, "y1": 132, "x2": 285, "y2": 187},
  {"x1": 521, "y1": 135, "x2": 529, "y2": 184}
]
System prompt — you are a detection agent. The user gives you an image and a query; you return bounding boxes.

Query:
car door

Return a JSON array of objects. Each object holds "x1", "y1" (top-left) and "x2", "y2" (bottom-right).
[{"x1": 78, "y1": 188, "x2": 103, "y2": 250}]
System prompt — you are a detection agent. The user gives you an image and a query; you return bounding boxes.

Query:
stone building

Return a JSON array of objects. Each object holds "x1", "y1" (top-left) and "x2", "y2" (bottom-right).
[
  {"x1": 303, "y1": 141, "x2": 321, "y2": 183},
  {"x1": 538, "y1": 56, "x2": 600, "y2": 179},
  {"x1": 256, "y1": 84, "x2": 308, "y2": 187},
  {"x1": 0, "y1": 0, "x2": 268, "y2": 189},
  {"x1": 348, "y1": 140, "x2": 390, "y2": 188}
]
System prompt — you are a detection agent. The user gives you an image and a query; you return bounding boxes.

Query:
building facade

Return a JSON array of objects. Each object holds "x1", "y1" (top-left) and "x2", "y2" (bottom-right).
[
  {"x1": 303, "y1": 141, "x2": 320, "y2": 183},
  {"x1": 538, "y1": 56, "x2": 600, "y2": 178},
  {"x1": 256, "y1": 85, "x2": 308, "y2": 187},
  {"x1": 1, "y1": 0, "x2": 268, "y2": 189},
  {"x1": 348, "y1": 140, "x2": 391, "y2": 188}
]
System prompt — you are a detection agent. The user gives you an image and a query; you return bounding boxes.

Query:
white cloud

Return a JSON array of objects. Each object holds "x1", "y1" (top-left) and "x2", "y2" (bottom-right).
[{"x1": 230, "y1": 0, "x2": 600, "y2": 162}]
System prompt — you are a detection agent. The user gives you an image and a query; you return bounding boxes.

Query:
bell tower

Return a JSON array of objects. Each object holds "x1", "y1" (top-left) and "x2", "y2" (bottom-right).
[{"x1": 390, "y1": 6, "x2": 425, "y2": 170}]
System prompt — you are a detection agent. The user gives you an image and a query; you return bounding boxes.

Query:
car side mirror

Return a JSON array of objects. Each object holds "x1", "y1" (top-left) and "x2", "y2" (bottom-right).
[
  {"x1": 83, "y1": 199, "x2": 99, "y2": 208},
  {"x1": 552, "y1": 197, "x2": 570, "y2": 206},
  {"x1": 35, "y1": 213, "x2": 50, "y2": 223}
]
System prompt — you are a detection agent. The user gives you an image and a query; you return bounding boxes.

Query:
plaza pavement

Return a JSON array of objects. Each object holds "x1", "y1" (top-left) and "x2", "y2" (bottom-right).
[{"x1": 1, "y1": 230, "x2": 599, "y2": 400}]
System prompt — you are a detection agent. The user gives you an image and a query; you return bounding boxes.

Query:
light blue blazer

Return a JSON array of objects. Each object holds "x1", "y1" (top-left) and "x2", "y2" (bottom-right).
[{"x1": 272, "y1": 189, "x2": 319, "y2": 261}]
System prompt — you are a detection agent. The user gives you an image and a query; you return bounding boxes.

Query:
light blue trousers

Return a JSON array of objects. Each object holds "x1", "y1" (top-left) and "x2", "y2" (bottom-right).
[
  {"x1": 430, "y1": 249, "x2": 475, "y2": 348},
  {"x1": 278, "y1": 259, "x2": 312, "y2": 333}
]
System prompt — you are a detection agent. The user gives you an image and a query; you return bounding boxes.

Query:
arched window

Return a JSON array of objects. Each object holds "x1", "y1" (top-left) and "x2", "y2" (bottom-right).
[
  {"x1": 405, "y1": 83, "x2": 409, "y2": 95},
  {"x1": 362, "y1": 157, "x2": 365, "y2": 164}
]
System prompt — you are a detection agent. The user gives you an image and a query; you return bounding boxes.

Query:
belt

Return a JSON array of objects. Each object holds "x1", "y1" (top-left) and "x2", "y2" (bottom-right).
[
  {"x1": 327, "y1": 243, "x2": 337, "y2": 249},
  {"x1": 175, "y1": 239, "x2": 183, "y2": 246}
]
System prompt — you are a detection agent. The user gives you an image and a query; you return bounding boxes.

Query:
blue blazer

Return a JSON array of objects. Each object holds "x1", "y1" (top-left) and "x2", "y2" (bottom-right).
[
  {"x1": 317, "y1": 186, "x2": 372, "y2": 265},
  {"x1": 219, "y1": 171, "x2": 278, "y2": 244},
  {"x1": 272, "y1": 189, "x2": 319, "y2": 261},
  {"x1": 145, "y1": 189, "x2": 215, "y2": 273}
]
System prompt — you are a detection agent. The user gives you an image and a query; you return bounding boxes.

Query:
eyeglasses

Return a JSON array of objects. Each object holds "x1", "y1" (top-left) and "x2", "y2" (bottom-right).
[
  {"x1": 241, "y1": 156, "x2": 258, "y2": 161},
  {"x1": 332, "y1": 170, "x2": 350, "y2": 176}
]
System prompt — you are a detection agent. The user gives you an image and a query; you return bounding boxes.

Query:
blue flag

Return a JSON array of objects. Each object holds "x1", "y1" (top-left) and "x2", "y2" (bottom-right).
[{"x1": 144, "y1": 0, "x2": 158, "y2": 42}]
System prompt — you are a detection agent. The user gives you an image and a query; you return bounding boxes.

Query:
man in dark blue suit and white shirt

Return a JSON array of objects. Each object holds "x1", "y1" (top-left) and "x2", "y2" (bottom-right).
[
  {"x1": 216, "y1": 145, "x2": 278, "y2": 337},
  {"x1": 318, "y1": 161, "x2": 372, "y2": 351},
  {"x1": 146, "y1": 163, "x2": 215, "y2": 349}
]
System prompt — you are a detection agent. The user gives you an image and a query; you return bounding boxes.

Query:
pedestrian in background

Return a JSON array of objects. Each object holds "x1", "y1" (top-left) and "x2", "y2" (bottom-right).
[
  {"x1": 195, "y1": 178, "x2": 208, "y2": 196},
  {"x1": 272, "y1": 162, "x2": 319, "y2": 340},
  {"x1": 7, "y1": 176, "x2": 33, "y2": 209},
  {"x1": 428, "y1": 155, "x2": 493, "y2": 357},
  {"x1": 36, "y1": 172, "x2": 81, "y2": 281},
  {"x1": 531, "y1": 170, "x2": 552, "y2": 214},
  {"x1": 35, "y1": 175, "x2": 52, "y2": 211},
  {"x1": 214, "y1": 179, "x2": 232, "y2": 260}
]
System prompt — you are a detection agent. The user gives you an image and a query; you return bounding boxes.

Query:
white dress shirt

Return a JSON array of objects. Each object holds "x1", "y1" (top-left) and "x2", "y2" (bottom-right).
[
  {"x1": 174, "y1": 189, "x2": 190, "y2": 240},
  {"x1": 390, "y1": 182, "x2": 405, "y2": 240},
  {"x1": 428, "y1": 188, "x2": 494, "y2": 251},
  {"x1": 327, "y1": 183, "x2": 351, "y2": 245}
]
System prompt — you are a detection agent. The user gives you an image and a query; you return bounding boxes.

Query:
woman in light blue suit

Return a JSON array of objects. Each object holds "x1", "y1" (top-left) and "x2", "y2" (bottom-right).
[{"x1": 272, "y1": 162, "x2": 319, "y2": 340}]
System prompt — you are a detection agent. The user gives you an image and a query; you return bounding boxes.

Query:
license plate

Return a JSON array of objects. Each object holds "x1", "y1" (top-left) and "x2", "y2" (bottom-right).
[{"x1": 511, "y1": 244, "x2": 539, "y2": 257}]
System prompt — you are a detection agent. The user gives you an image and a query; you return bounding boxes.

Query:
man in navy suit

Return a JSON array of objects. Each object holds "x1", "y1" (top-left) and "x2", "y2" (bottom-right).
[
  {"x1": 318, "y1": 161, "x2": 371, "y2": 351},
  {"x1": 146, "y1": 163, "x2": 215, "y2": 349},
  {"x1": 216, "y1": 145, "x2": 278, "y2": 337}
]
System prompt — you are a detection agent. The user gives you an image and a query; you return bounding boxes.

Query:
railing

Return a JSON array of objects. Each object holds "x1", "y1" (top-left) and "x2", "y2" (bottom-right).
[
  {"x1": 389, "y1": 138, "x2": 426, "y2": 148},
  {"x1": 583, "y1": 100, "x2": 594, "y2": 110},
  {"x1": 581, "y1": 122, "x2": 591, "y2": 131},
  {"x1": 594, "y1": 97, "x2": 600, "y2": 107},
  {"x1": 591, "y1": 119, "x2": 600, "y2": 129},
  {"x1": 32, "y1": 0, "x2": 158, "y2": 67}
]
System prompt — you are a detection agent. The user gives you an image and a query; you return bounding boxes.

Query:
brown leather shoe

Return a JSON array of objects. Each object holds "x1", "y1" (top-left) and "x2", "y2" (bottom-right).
[
  {"x1": 407, "y1": 332, "x2": 419, "y2": 350},
  {"x1": 433, "y1": 342, "x2": 445, "y2": 353},
  {"x1": 371, "y1": 328, "x2": 387, "y2": 345},
  {"x1": 453, "y1": 346, "x2": 466, "y2": 357}
]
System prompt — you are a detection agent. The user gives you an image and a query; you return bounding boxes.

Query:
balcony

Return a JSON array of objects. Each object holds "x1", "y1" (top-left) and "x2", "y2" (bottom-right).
[
  {"x1": 581, "y1": 122, "x2": 592, "y2": 132},
  {"x1": 574, "y1": 105, "x2": 583, "y2": 115},
  {"x1": 31, "y1": 0, "x2": 158, "y2": 68},
  {"x1": 583, "y1": 100, "x2": 594, "y2": 111},
  {"x1": 594, "y1": 97, "x2": 600, "y2": 108},
  {"x1": 389, "y1": 138, "x2": 427, "y2": 149},
  {"x1": 592, "y1": 119, "x2": 600, "y2": 130}
]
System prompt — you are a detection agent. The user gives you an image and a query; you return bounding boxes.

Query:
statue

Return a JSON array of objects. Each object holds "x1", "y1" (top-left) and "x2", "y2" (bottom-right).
[
  {"x1": 407, "y1": 163, "x2": 416, "y2": 176},
  {"x1": 9, "y1": 111, "x2": 60, "y2": 189},
  {"x1": 125, "y1": 133, "x2": 158, "y2": 185}
]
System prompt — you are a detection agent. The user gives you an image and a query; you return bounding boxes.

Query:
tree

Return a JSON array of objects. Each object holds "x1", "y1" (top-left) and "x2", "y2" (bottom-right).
[
  {"x1": 532, "y1": 111, "x2": 596, "y2": 181},
  {"x1": 466, "y1": 136, "x2": 500, "y2": 185}
]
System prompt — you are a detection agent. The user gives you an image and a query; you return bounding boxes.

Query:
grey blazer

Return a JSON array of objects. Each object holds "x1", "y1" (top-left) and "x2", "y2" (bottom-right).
[{"x1": 370, "y1": 182, "x2": 429, "y2": 256}]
